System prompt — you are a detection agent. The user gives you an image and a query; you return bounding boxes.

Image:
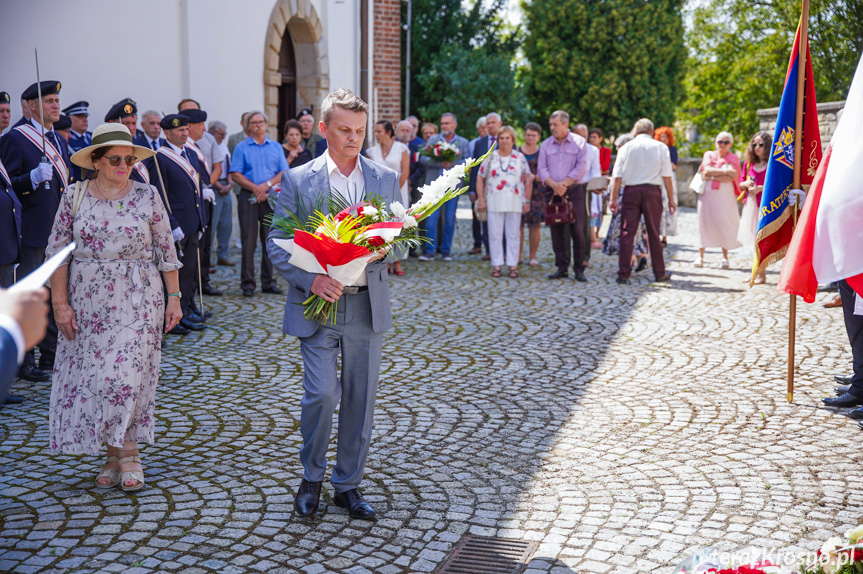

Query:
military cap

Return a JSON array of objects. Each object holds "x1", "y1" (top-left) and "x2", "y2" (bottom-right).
[
  {"x1": 53, "y1": 114, "x2": 72, "y2": 131},
  {"x1": 296, "y1": 108, "x2": 313, "y2": 119},
  {"x1": 180, "y1": 109, "x2": 207, "y2": 124},
  {"x1": 62, "y1": 101, "x2": 89, "y2": 116},
  {"x1": 104, "y1": 98, "x2": 138, "y2": 122},
  {"x1": 21, "y1": 81, "x2": 62, "y2": 101},
  {"x1": 0, "y1": 92, "x2": 10, "y2": 104},
  {"x1": 160, "y1": 114, "x2": 189, "y2": 130}
]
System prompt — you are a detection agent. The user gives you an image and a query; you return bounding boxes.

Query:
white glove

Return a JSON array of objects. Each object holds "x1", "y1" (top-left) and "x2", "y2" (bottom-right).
[
  {"x1": 30, "y1": 163, "x2": 53, "y2": 188},
  {"x1": 197, "y1": 231, "x2": 204, "y2": 240},
  {"x1": 202, "y1": 187, "x2": 216, "y2": 202},
  {"x1": 788, "y1": 188, "x2": 806, "y2": 208},
  {"x1": 172, "y1": 227, "x2": 185, "y2": 243}
]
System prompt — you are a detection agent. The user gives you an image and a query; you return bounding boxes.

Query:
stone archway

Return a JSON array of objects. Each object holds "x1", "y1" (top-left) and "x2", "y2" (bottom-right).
[{"x1": 264, "y1": 0, "x2": 329, "y2": 140}]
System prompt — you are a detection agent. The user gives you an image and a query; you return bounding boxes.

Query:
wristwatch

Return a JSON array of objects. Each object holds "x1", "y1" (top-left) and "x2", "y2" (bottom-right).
[{"x1": 167, "y1": 292, "x2": 181, "y2": 298}]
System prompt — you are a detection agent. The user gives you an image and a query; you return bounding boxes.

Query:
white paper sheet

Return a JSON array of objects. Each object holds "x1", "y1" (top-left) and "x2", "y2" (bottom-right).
[
  {"x1": 855, "y1": 293, "x2": 863, "y2": 316},
  {"x1": 9, "y1": 243, "x2": 75, "y2": 293}
]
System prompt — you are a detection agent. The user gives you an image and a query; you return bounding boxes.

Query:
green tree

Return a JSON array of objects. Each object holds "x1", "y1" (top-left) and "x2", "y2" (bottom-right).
[
  {"x1": 681, "y1": 0, "x2": 863, "y2": 156},
  {"x1": 520, "y1": 0, "x2": 686, "y2": 137},
  {"x1": 402, "y1": 0, "x2": 521, "y2": 131}
]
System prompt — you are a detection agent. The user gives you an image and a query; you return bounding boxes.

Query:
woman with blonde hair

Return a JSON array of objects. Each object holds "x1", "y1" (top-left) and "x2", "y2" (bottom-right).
[
  {"x1": 695, "y1": 131, "x2": 741, "y2": 268},
  {"x1": 476, "y1": 125, "x2": 533, "y2": 278}
]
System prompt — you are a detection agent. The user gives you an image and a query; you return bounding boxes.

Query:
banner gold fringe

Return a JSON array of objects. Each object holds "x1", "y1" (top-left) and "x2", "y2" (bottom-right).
[{"x1": 749, "y1": 203, "x2": 793, "y2": 288}]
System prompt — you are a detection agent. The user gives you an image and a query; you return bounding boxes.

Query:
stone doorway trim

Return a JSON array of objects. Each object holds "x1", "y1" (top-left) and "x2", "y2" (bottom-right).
[{"x1": 264, "y1": 0, "x2": 330, "y2": 140}]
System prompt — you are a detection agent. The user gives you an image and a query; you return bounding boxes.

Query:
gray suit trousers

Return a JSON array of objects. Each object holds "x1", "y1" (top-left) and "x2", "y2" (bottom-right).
[{"x1": 298, "y1": 290, "x2": 383, "y2": 492}]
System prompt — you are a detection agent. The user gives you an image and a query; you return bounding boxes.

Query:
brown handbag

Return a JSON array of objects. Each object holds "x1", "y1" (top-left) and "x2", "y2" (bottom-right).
[{"x1": 545, "y1": 194, "x2": 575, "y2": 225}]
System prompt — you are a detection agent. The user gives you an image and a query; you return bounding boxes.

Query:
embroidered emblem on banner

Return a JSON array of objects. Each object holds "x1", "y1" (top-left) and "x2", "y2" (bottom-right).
[{"x1": 773, "y1": 126, "x2": 795, "y2": 170}]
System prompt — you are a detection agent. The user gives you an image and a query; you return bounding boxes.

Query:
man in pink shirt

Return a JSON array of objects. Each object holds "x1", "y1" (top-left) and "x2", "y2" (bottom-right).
[{"x1": 537, "y1": 110, "x2": 589, "y2": 281}]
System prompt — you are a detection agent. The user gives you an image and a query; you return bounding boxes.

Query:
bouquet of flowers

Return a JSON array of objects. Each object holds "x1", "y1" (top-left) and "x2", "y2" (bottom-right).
[
  {"x1": 268, "y1": 148, "x2": 492, "y2": 324},
  {"x1": 799, "y1": 525, "x2": 863, "y2": 574},
  {"x1": 419, "y1": 140, "x2": 462, "y2": 164}
]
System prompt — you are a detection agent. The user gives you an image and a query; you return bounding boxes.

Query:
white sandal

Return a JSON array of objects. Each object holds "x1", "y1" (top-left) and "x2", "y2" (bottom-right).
[
  {"x1": 118, "y1": 454, "x2": 145, "y2": 492},
  {"x1": 94, "y1": 456, "x2": 120, "y2": 488},
  {"x1": 721, "y1": 258, "x2": 730, "y2": 269},
  {"x1": 693, "y1": 257, "x2": 703, "y2": 268}
]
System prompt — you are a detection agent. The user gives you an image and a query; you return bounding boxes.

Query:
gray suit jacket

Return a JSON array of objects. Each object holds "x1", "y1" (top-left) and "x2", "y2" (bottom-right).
[
  {"x1": 418, "y1": 133, "x2": 470, "y2": 185},
  {"x1": 267, "y1": 154, "x2": 401, "y2": 338}
]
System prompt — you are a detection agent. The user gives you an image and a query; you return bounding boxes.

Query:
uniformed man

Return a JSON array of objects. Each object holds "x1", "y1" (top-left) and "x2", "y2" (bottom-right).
[
  {"x1": 0, "y1": 92, "x2": 11, "y2": 134},
  {"x1": 12, "y1": 97, "x2": 31, "y2": 129},
  {"x1": 62, "y1": 101, "x2": 91, "y2": 151},
  {"x1": 53, "y1": 115, "x2": 71, "y2": 142},
  {"x1": 104, "y1": 98, "x2": 140, "y2": 140},
  {"x1": 0, "y1": 154, "x2": 25, "y2": 404},
  {"x1": 0, "y1": 80, "x2": 69, "y2": 381},
  {"x1": 144, "y1": 114, "x2": 207, "y2": 333}
]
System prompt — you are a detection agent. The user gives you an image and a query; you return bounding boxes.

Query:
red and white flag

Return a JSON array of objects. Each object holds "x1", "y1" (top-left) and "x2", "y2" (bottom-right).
[{"x1": 778, "y1": 51, "x2": 863, "y2": 302}]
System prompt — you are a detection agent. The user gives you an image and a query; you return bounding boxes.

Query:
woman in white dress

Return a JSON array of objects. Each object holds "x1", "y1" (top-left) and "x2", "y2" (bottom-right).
[
  {"x1": 366, "y1": 120, "x2": 409, "y2": 274},
  {"x1": 695, "y1": 131, "x2": 742, "y2": 268}
]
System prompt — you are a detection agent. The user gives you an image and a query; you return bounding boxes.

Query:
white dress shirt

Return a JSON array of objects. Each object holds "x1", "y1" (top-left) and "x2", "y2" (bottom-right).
[
  {"x1": 325, "y1": 150, "x2": 365, "y2": 205},
  {"x1": 581, "y1": 142, "x2": 602, "y2": 184},
  {"x1": 611, "y1": 133, "x2": 673, "y2": 186}
]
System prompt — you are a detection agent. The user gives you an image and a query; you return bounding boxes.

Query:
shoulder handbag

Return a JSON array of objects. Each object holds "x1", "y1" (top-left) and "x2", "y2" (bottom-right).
[
  {"x1": 688, "y1": 171, "x2": 705, "y2": 195},
  {"x1": 545, "y1": 194, "x2": 575, "y2": 225}
]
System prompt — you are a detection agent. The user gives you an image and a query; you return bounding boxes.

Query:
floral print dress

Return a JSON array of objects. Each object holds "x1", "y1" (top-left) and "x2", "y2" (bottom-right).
[
  {"x1": 478, "y1": 150, "x2": 531, "y2": 212},
  {"x1": 45, "y1": 181, "x2": 181, "y2": 454}
]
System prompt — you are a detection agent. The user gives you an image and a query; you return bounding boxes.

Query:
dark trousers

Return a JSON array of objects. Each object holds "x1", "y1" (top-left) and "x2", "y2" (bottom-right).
[
  {"x1": 471, "y1": 203, "x2": 489, "y2": 252},
  {"x1": 618, "y1": 184, "x2": 665, "y2": 280},
  {"x1": 549, "y1": 184, "x2": 586, "y2": 274},
  {"x1": 178, "y1": 233, "x2": 200, "y2": 315},
  {"x1": 0, "y1": 265, "x2": 13, "y2": 288},
  {"x1": 582, "y1": 188, "x2": 592, "y2": 263},
  {"x1": 18, "y1": 246, "x2": 57, "y2": 369},
  {"x1": 237, "y1": 190, "x2": 275, "y2": 291},
  {"x1": 840, "y1": 280, "x2": 863, "y2": 398},
  {"x1": 201, "y1": 203, "x2": 213, "y2": 289}
]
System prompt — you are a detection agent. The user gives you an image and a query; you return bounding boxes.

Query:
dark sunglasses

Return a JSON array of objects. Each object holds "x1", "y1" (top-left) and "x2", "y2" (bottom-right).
[
  {"x1": 752, "y1": 142, "x2": 765, "y2": 147},
  {"x1": 716, "y1": 140, "x2": 731, "y2": 145},
  {"x1": 103, "y1": 155, "x2": 138, "y2": 166}
]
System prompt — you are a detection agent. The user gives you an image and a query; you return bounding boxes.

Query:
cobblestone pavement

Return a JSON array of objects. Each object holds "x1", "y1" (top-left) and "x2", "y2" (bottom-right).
[{"x1": 1, "y1": 205, "x2": 861, "y2": 574}]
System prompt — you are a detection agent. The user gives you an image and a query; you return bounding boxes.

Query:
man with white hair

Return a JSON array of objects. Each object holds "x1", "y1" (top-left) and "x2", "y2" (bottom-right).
[
  {"x1": 608, "y1": 118, "x2": 676, "y2": 284},
  {"x1": 468, "y1": 116, "x2": 487, "y2": 157},
  {"x1": 397, "y1": 120, "x2": 425, "y2": 211},
  {"x1": 138, "y1": 110, "x2": 165, "y2": 150}
]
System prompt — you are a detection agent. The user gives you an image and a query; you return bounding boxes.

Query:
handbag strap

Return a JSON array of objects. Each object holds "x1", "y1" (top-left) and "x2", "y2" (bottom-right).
[{"x1": 71, "y1": 179, "x2": 89, "y2": 220}]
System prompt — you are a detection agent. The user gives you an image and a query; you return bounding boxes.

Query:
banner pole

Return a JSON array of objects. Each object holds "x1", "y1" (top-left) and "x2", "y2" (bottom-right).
[{"x1": 787, "y1": 0, "x2": 810, "y2": 403}]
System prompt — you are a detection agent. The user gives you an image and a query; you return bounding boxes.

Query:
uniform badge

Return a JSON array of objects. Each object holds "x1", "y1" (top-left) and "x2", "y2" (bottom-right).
[
  {"x1": 172, "y1": 118, "x2": 180, "y2": 127},
  {"x1": 55, "y1": 82, "x2": 61, "y2": 92},
  {"x1": 773, "y1": 126, "x2": 795, "y2": 170},
  {"x1": 124, "y1": 104, "x2": 133, "y2": 114}
]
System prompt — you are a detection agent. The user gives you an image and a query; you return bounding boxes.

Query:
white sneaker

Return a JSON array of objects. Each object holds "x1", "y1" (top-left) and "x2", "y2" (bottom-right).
[
  {"x1": 442, "y1": 255, "x2": 453, "y2": 262},
  {"x1": 721, "y1": 258, "x2": 730, "y2": 269},
  {"x1": 418, "y1": 254, "x2": 434, "y2": 262}
]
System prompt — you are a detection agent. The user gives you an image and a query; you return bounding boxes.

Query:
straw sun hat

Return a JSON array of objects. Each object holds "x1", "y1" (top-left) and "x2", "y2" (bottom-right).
[{"x1": 70, "y1": 123, "x2": 155, "y2": 170}]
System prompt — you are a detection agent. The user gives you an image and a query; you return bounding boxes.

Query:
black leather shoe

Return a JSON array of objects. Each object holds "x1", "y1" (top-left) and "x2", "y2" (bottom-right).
[
  {"x1": 654, "y1": 273, "x2": 672, "y2": 283},
  {"x1": 847, "y1": 407, "x2": 863, "y2": 420},
  {"x1": 201, "y1": 286, "x2": 222, "y2": 296},
  {"x1": 186, "y1": 312, "x2": 206, "y2": 324},
  {"x1": 836, "y1": 384, "x2": 852, "y2": 396},
  {"x1": 242, "y1": 289, "x2": 255, "y2": 297},
  {"x1": 263, "y1": 286, "x2": 283, "y2": 294},
  {"x1": 179, "y1": 317, "x2": 207, "y2": 331},
  {"x1": 835, "y1": 374, "x2": 854, "y2": 385},
  {"x1": 333, "y1": 488, "x2": 375, "y2": 520},
  {"x1": 547, "y1": 270, "x2": 568, "y2": 280},
  {"x1": 4, "y1": 395, "x2": 24, "y2": 405},
  {"x1": 19, "y1": 364, "x2": 50, "y2": 382},
  {"x1": 294, "y1": 479, "x2": 322, "y2": 516},
  {"x1": 168, "y1": 323, "x2": 190, "y2": 336},
  {"x1": 616, "y1": 278, "x2": 630, "y2": 285},
  {"x1": 574, "y1": 271, "x2": 587, "y2": 282},
  {"x1": 635, "y1": 257, "x2": 648, "y2": 273},
  {"x1": 823, "y1": 392, "x2": 863, "y2": 408}
]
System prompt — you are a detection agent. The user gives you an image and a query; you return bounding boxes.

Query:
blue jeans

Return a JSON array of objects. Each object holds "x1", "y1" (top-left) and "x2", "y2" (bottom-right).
[
  {"x1": 212, "y1": 189, "x2": 233, "y2": 260},
  {"x1": 423, "y1": 197, "x2": 459, "y2": 255}
]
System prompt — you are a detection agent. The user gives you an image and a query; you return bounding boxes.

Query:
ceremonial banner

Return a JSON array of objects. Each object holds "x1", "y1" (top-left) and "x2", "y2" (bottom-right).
[
  {"x1": 779, "y1": 52, "x2": 863, "y2": 301},
  {"x1": 752, "y1": 20, "x2": 821, "y2": 281}
]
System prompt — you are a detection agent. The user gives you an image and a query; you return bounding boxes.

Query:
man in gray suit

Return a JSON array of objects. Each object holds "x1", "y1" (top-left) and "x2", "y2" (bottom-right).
[
  {"x1": 267, "y1": 89, "x2": 400, "y2": 520},
  {"x1": 418, "y1": 112, "x2": 470, "y2": 261}
]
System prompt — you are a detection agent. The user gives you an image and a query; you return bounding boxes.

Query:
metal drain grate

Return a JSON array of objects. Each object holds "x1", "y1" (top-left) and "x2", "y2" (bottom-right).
[{"x1": 436, "y1": 535, "x2": 538, "y2": 574}]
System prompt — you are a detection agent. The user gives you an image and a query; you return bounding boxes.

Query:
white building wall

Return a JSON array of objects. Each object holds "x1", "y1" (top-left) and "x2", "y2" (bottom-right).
[{"x1": 0, "y1": 0, "x2": 361, "y2": 132}]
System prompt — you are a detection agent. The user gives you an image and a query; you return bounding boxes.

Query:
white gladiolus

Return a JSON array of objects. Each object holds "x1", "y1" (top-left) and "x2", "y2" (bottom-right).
[
  {"x1": 362, "y1": 206, "x2": 378, "y2": 217},
  {"x1": 403, "y1": 215, "x2": 418, "y2": 229},
  {"x1": 390, "y1": 201, "x2": 407, "y2": 219}
]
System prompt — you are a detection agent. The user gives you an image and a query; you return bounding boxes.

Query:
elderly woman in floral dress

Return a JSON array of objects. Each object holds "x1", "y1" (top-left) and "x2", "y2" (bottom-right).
[
  {"x1": 475, "y1": 125, "x2": 533, "y2": 278},
  {"x1": 696, "y1": 131, "x2": 742, "y2": 268},
  {"x1": 46, "y1": 124, "x2": 182, "y2": 491}
]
